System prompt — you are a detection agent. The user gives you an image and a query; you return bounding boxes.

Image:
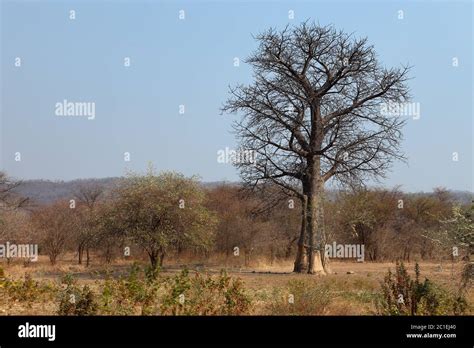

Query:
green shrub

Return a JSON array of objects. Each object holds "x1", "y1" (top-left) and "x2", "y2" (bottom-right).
[
  {"x1": 376, "y1": 262, "x2": 468, "y2": 315},
  {"x1": 100, "y1": 278, "x2": 137, "y2": 315},
  {"x1": 57, "y1": 274, "x2": 97, "y2": 315},
  {"x1": 99, "y1": 264, "x2": 161, "y2": 315},
  {"x1": 1, "y1": 273, "x2": 53, "y2": 304}
]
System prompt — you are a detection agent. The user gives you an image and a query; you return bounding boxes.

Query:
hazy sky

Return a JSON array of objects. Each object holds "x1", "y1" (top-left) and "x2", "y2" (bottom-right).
[{"x1": 1, "y1": 0, "x2": 472, "y2": 192}]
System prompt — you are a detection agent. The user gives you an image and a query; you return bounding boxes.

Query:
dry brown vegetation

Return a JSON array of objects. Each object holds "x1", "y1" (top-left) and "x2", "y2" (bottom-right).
[
  {"x1": 0, "y1": 255, "x2": 471, "y2": 316},
  {"x1": 0, "y1": 171, "x2": 472, "y2": 316}
]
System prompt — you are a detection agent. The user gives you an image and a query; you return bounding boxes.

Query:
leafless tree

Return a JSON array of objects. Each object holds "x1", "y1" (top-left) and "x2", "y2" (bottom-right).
[
  {"x1": 241, "y1": 183, "x2": 308, "y2": 271},
  {"x1": 222, "y1": 22, "x2": 410, "y2": 274},
  {"x1": 0, "y1": 172, "x2": 31, "y2": 265},
  {"x1": 74, "y1": 184, "x2": 103, "y2": 210},
  {"x1": 32, "y1": 201, "x2": 74, "y2": 265},
  {"x1": 73, "y1": 184, "x2": 104, "y2": 266},
  {"x1": 0, "y1": 172, "x2": 29, "y2": 210}
]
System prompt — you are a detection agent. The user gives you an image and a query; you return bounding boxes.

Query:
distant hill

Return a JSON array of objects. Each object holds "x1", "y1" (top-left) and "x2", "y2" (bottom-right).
[
  {"x1": 12, "y1": 178, "x2": 121, "y2": 205},
  {"x1": 411, "y1": 190, "x2": 473, "y2": 205},
  {"x1": 12, "y1": 178, "x2": 240, "y2": 205},
  {"x1": 11, "y1": 178, "x2": 473, "y2": 206}
]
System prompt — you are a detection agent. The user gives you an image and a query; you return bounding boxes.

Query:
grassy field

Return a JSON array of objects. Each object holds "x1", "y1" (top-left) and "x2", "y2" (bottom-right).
[{"x1": 0, "y1": 256, "x2": 471, "y2": 315}]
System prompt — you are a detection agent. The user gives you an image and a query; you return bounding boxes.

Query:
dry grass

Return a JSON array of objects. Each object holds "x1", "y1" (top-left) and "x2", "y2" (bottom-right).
[{"x1": 0, "y1": 255, "x2": 471, "y2": 315}]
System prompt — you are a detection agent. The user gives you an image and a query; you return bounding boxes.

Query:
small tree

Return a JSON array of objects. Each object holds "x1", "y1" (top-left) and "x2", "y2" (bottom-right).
[
  {"x1": 0, "y1": 171, "x2": 29, "y2": 210},
  {"x1": 0, "y1": 172, "x2": 32, "y2": 265},
  {"x1": 207, "y1": 185, "x2": 286, "y2": 266},
  {"x1": 442, "y1": 205, "x2": 474, "y2": 258},
  {"x1": 32, "y1": 201, "x2": 74, "y2": 265},
  {"x1": 111, "y1": 169, "x2": 216, "y2": 269},
  {"x1": 72, "y1": 184, "x2": 104, "y2": 266},
  {"x1": 0, "y1": 209, "x2": 33, "y2": 265},
  {"x1": 93, "y1": 202, "x2": 124, "y2": 264}
]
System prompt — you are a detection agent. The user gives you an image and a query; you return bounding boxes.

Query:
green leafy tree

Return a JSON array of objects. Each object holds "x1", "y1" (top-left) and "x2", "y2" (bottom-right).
[
  {"x1": 441, "y1": 205, "x2": 474, "y2": 256},
  {"x1": 111, "y1": 168, "x2": 216, "y2": 269}
]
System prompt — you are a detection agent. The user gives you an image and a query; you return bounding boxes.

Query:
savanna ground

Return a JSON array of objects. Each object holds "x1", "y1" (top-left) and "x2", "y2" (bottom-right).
[{"x1": 1, "y1": 255, "x2": 471, "y2": 316}]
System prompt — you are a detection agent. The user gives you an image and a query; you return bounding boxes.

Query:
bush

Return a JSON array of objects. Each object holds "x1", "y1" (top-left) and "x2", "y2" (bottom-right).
[
  {"x1": 58, "y1": 274, "x2": 97, "y2": 315},
  {"x1": 97, "y1": 266, "x2": 251, "y2": 315},
  {"x1": 100, "y1": 263, "x2": 161, "y2": 315},
  {"x1": 160, "y1": 269, "x2": 251, "y2": 315},
  {"x1": 0, "y1": 272, "x2": 53, "y2": 305},
  {"x1": 376, "y1": 262, "x2": 468, "y2": 315},
  {"x1": 267, "y1": 279, "x2": 331, "y2": 315}
]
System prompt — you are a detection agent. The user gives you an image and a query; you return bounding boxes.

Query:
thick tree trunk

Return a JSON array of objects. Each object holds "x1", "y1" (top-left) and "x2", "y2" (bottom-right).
[
  {"x1": 306, "y1": 158, "x2": 330, "y2": 275},
  {"x1": 317, "y1": 182, "x2": 331, "y2": 274},
  {"x1": 305, "y1": 99, "x2": 330, "y2": 274},
  {"x1": 293, "y1": 194, "x2": 307, "y2": 273}
]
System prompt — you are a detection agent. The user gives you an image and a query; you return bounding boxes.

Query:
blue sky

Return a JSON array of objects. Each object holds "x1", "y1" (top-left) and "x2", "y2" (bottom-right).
[{"x1": 1, "y1": 0, "x2": 472, "y2": 192}]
